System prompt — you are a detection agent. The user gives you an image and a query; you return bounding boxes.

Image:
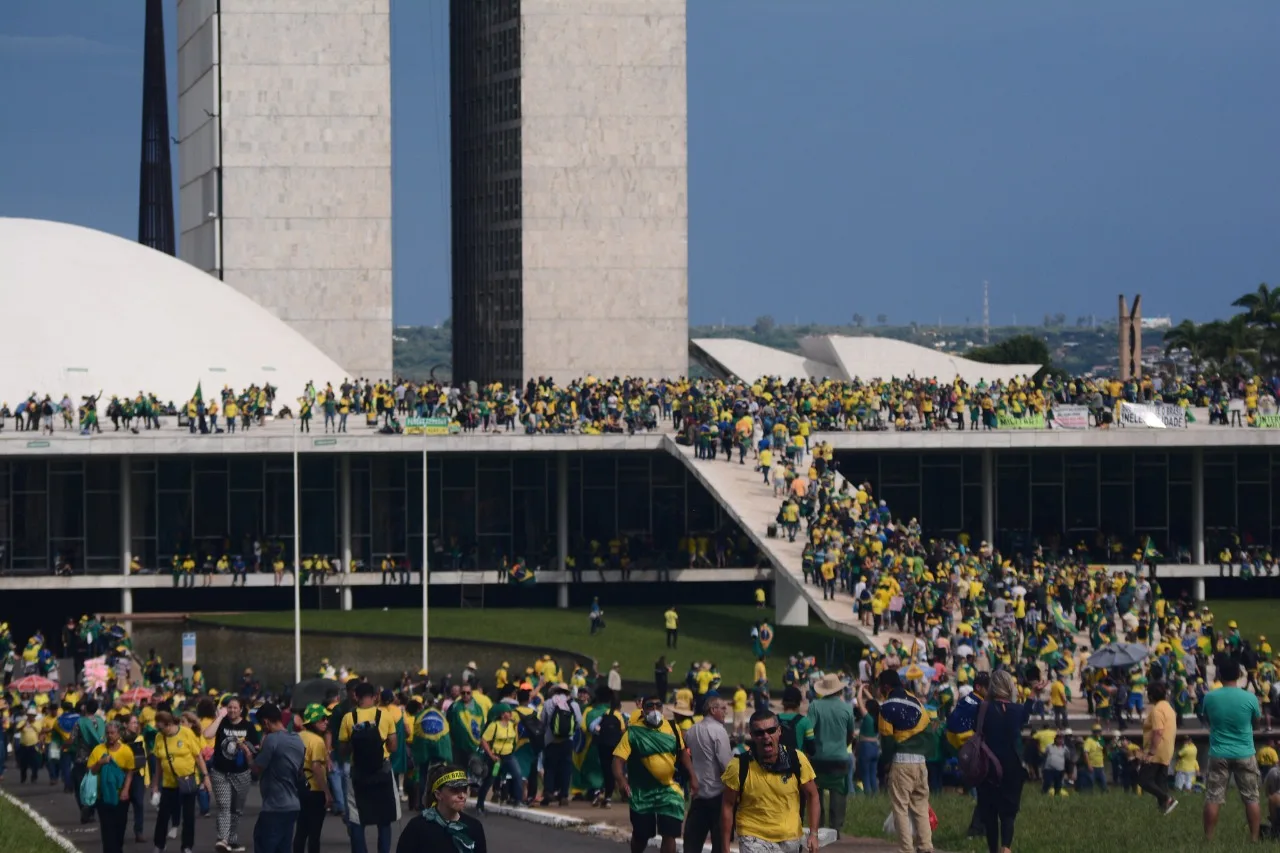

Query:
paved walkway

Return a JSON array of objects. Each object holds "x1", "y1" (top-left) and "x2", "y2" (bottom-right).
[{"x1": 0, "y1": 774, "x2": 615, "y2": 853}]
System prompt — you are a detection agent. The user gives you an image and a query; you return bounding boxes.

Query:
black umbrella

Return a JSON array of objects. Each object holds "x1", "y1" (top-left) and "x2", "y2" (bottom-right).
[{"x1": 289, "y1": 678, "x2": 343, "y2": 712}]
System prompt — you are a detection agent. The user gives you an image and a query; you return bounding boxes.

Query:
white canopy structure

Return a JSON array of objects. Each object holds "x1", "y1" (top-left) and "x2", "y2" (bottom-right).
[
  {"x1": 691, "y1": 334, "x2": 1041, "y2": 384},
  {"x1": 0, "y1": 218, "x2": 349, "y2": 407}
]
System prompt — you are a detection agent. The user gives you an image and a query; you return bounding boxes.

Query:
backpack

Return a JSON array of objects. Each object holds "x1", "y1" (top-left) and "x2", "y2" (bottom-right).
[
  {"x1": 348, "y1": 709, "x2": 386, "y2": 776},
  {"x1": 551, "y1": 706, "x2": 577, "y2": 740},
  {"x1": 596, "y1": 712, "x2": 623, "y2": 748},
  {"x1": 734, "y1": 745, "x2": 801, "y2": 838},
  {"x1": 518, "y1": 709, "x2": 545, "y2": 746},
  {"x1": 957, "y1": 700, "x2": 1003, "y2": 788}
]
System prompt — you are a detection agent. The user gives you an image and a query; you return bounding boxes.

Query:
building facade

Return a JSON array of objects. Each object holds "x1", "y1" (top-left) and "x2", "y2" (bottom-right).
[
  {"x1": 176, "y1": 0, "x2": 393, "y2": 380},
  {"x1": 450, "y1": 0, "x2": 689, "y2": 385}
]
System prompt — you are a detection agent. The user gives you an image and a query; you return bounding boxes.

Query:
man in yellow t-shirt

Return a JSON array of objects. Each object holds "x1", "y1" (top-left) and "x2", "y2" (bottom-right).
[
  {"x1": 721, "y1": 710, "x2": 819, "y2": 852},
  {"x1": 1082, "y1": 725, "x2": 1108, "y2": 791},
  {"x1": 664, "y1": 607, "x2": 679, "y2": 649},
  {"x1": 477, "y1": 707, "x2": 523, "y2": 810},
  {"x1": 1049, "y1": 677, "x2": 1068, "y2": 729},
  {"x1": 732, "y1": 685, "x2": 750, "y2": 738},
  {"x1": 338, "y1": 684, "x2": 398, "y2": 761},
  {"x1": 337, "y1": 684, "x2": 400, "y2": 839}
]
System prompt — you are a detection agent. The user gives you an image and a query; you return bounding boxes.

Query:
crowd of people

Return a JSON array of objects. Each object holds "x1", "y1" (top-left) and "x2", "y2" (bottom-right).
[{"x1": 8, "y1": 368, "x2": 1280, "y2": 439}]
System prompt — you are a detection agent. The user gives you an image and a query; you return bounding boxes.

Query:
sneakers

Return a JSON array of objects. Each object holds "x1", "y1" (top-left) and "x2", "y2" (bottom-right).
[
  {"x1": 230, "y1": 845, "x2": 247, "y2": 853},
  {"x1": 1164, "y1": 799, "x2": 1179, "y2": 816},
  {"x1": 215, "y1": 842, "x2": 230, "y2": 853}
]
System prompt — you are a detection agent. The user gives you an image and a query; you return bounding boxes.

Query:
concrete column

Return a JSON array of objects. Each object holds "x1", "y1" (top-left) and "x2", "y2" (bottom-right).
[
  {"x1": 121, "y1": 457, "x2": 132, "y2": 575},
  {"x1": 1193, "y1": 577, "x2": 1206, "y2": 603},
  {"x1": 775, "y1": 575, "x2": 809, "y2": 627},
  {"x1": 340, "y1": 455, "x2": 353, "y2": 611},
  {"x1": 121, "y1": 457, "x2": 132, "y2": 631},
  {"x1": 1191, "y1": 447, "x2": 1205, "y2": 565},
  {"x1": 557, "y1": 452, "x2": 569, "y2": 609},
  {"x1": 981, "y1": 448, "x2": 995, "y2": 546}
]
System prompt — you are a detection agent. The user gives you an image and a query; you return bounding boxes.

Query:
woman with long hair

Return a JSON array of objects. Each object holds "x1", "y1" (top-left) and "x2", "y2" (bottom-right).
[
  {"x1": 207, "y1": 697, "x2": 261, "y2": 853},
  {"x1": 151, "y1": 710, "x2": 212, "y2": 853},
  {"x1": 396, "y1": 764, "x2": 487, "y2": 853},
  {"x1": 974, "y1": 669, "x2": 1030, "y2": 853}
]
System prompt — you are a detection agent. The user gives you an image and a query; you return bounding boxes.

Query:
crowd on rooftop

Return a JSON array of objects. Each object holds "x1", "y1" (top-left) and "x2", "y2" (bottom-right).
[{"x1": 5, "y1": 369, "x2": 1280, "y2": 438}]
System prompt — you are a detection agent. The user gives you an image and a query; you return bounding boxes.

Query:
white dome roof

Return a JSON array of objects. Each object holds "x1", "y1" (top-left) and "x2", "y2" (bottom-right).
[{"x1": 0, "y1": 218, "x2": 349, "y2": 407}]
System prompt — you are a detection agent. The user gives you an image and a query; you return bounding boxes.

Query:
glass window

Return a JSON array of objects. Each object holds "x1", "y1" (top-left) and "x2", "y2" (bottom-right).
[
  {"x1": 961, "y1": 485, "x2": 983, "y2": 537},
  {"x1": 651, "y1": 454, "x2": 684, "y2": 486},
  {"x1": 1065, "y1": 466, "x2": 1099, "y2": 530},
  {"x1": 1238, "y1": 482, "x2": 1269, "y2": 546},
  {"x1": 1169, "y1": 483, "x2": 1192, "y2": 555},
  {"x1": 1100, "y1": 484, "x2": 1134, "y2": 539},
  {"x1": 1031, "y1": 485, "x2": 1064, "y2": 542},
  {"x1": 12, "y1": 493, "x2": 47, "y2": 564},
  {"x1": 1204, "y1": 465, "x2": 1236, "y2": 531},
  {"x1": 301, "y1": 490, "x2": 337, "y2": 555},
  {"x1": 372, "y1": 489, "x2": 407, "y2": 555},
  {"x1": 229, "y1": 457, "x2": 262, "y2": 491},
  {"x1": 512, "y1": 455, "x2": 546, "y2": 489},
  {"x1": 513, "y1": 489, "x2": 548, "y2": 562},
  {"x1": 301, "y1": 457, "x2": 335, "y2": 491},
  {"x1": 442, "y1": 488, "x2": 476, "y2": 543},
  {"x1": 157, "y1": 459, "x2": 191, "y2": 491},
  {"x1": 1031, "y1": 453, "x2": 1062, "y2": 484},
  {"x1": 882, "y1": 485, "x2": 922, "y2": 530},
  {"x1": 194, "y1": 473, "x2": 229, "y2": 538},
  {"x1": 229, "y1": 491, "x2": 263, "y2": 543},
  {"x1": 372, "y1": 456, "x2": 407, "y2": 489},
  {"x1": 1238, "y1": 452, "x2": 1269, "y2": 484},
  {"x1": 11, "y1": 460, "x2": 46, "y2": 493},
  {"x1": 1100, "y1": 453, "x2": 1133, "y2": 484},
  {"x1": 264, "y1": 471, "x2": 294, "y2": 537},
  {"x1": 618, "y1": 483, "x2": 650, "y2": 532},
  {"x1": 921, "y1": 466, "x2": 961, "y2": 532},
  {"x1": 157, "y1": 491, "x2": 192, "y2": 554},
  {"x1": 352, "y1": 469, "x2": 371, "y2": 537},
  {"x1": 131, "y1": 471, "x2": 156, "y2": 537},
  {"x1": 408, "y1": 477, "x2": 424, "y2": 536},
  {"x1": 962, "y1": 452, "x2": 982, "y2": 485},
  {"x1": 442, "y1": 457, "x2": 474, "y2": 489},
  {"x1": 582, "y1": 487, "x2": 616, "y2": 540},
  {"x1": 1168, "y1": 452, "x2": 1192, "y2": 483},
  {"x1": 86, "y1": 497, "x2": 120, "y2": 560},
  {"x1": 653, "y1": 487, "x2": 685, "y2": 552},
  {"x1": 880, "y1": 455, "x2": 919, "y2": 486},
  {"x1": 583, "y1": 457, "x2": 617, "y2": 488},
  {"x1": 477, "y1": 469, "x2": 511, "y2": 534},
  {"x1": 85, "y1": 459, "x2": 118, "y2": 492},
  {"x1": 687, "y1": 479, "x2": 717, "y2": 533},
  {"x1": 49, "y1": 473, "x2": 83, "y2": 540},
  {"x1": 1133, "y1": 465, "x2": 1168, "y2": 530},
  {"x1": 996, "y1": 466, "x2": 1030, "y2": 532}
]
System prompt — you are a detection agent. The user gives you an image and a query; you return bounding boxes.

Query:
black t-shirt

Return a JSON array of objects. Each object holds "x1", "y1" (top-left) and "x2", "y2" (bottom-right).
[
  {"x1": 395, "y1": 813, "x2": 486, "y2": 853},
  {"x1": 213, "y1": 715, "x2": 262, "y2": 774}
]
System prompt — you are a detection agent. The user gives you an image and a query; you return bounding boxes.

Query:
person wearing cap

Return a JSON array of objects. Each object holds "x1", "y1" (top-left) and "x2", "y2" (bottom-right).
[
  {"x1": 476, "y1": 704, "x2": 523, "y2": 811},
  {"x1": 1081, "y1": 724, "x2": 1108, "y2": 792},
  {"x1": 295, "y1": 704, "x2": 333, "y2": 853},
  {"x1": 397, "y1": 765, "x2": 486, "y2": 853},
  {"x1": 540, "y1": 682, "x2": 584, "y2": 806},
  {"x1": 808, "y1": 673, "x2": 855, "y2": 835},
  {"x1": 248, "y1": 702, "x2": 304, "y2": 853}
]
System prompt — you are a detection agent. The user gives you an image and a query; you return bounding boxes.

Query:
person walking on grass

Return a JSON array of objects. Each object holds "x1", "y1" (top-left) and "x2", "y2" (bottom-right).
[
  {"x1": 1136, "y1": 682, "x2": 1178, "y2": 816},
  {"x1": 1203, "y1": 658, "x2": 1263, "y2": 842},
  {"x1": 876, "y1": 669, "x2": 934, "y2": 853},
  {"x1": 720, "y1": 709, "x2": 820, "y2": 853}
]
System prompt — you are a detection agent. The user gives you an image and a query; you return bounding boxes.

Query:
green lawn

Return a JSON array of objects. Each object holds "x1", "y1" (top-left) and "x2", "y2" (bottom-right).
[
  {"x1": 0, "y1": 794, "x2": 68, "y2": 853},
  {"x1": 1204, "y1": 598, "x2": 1280, "y2": 644},
  {"x1": 203, "y1": 605, "x2": 862, "y2": 687},
  {"x1": 845, "y1": 788, "x2": 1265, "y2": 853}
]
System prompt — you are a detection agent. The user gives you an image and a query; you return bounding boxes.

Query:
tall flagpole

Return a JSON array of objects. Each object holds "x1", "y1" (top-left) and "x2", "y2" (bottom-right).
[
  {"x1": 293, "y1": 425, "x2": 302, "y2": 684},
  {"x1": 430, "y1": 425, "x2": 435, "y2": 671}
]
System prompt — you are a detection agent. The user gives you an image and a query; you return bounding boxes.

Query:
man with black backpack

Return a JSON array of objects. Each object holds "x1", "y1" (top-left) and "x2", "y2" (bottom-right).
[
  {"x1": 720, "y1": 709, "x2": 820, "y2": 853},
  {"x1": 337, "y1": 683, "x2": 399, "y2": 853},
  {"x1": 539, "y1": 683, "x2": 583, "y2": 807}
]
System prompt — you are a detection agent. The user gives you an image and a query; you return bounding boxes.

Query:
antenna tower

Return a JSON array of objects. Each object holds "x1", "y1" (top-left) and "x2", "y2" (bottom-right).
[{"x1": 982, "y1": 281, "x2": 990, "y2": 344}]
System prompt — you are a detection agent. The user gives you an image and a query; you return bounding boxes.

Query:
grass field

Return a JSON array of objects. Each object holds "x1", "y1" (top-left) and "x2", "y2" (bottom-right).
[
  {"x1": 845, "y1": 788, "x2": 1266, "y2": 853},
  {"x1": 1204, "y1": 598, "x2": 1280, "y2": 644},
  {"x1": 0, "y1": 794, "x2": 67, "y2": 853},
  {"x1": 204, "y1": 605, "x2": 863, "y2": 687}
]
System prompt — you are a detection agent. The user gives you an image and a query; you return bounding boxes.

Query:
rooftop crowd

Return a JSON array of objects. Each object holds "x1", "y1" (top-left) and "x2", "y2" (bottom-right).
[{"x1": 6, "y1": 369, "x2": 1280, "y2": 437}]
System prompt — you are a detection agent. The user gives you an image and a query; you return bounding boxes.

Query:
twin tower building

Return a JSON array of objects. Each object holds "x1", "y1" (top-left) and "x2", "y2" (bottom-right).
[{"x1": 175, "y1": 0, "x2": 689, "y2": 384}]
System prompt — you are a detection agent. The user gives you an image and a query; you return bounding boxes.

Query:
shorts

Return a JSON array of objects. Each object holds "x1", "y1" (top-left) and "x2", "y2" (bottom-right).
[
  {"x1": 1206, "y1": 756, "x2": 1260, "y2": 805},
  {"x1": 629, "y1": 809, "x2": 682, "y2": 841}
]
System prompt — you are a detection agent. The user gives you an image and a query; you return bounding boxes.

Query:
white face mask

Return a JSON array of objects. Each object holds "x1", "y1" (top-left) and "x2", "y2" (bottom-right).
[{"x1": 644, "y1": 711, "x2": 664, "y2": 727}]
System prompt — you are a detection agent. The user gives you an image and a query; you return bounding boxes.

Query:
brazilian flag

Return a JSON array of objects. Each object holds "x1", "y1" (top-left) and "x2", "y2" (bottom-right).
[{"x1": 193, "y1": 382, "x2": 203, "y2": 403}]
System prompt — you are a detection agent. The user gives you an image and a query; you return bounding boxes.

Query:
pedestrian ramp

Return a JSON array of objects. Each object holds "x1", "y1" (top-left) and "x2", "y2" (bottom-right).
[{"x1": 664, "y1": 437, "x2": 915, "y2": 651}]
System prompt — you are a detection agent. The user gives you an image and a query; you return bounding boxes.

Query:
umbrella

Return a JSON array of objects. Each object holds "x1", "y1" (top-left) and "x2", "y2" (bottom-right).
[
  {"x1": 288, "y1": 678, "x2": 343, "y2": 712},
  {"x1": 1087, "y1": 642, "x2": 1150, "y2": 670},
  {"x1": 120, "y1": 687, "x2": 155, "y2": 704},
  {"x1": 11, "y1": 675, "x2": 56, "y2": 693}
]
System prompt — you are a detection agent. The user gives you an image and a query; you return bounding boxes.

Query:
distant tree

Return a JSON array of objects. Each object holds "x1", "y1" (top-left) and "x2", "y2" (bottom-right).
[
  {"x1": 1163, "y1": 319, "x2": 1207, "y2": 374},
  {"x1": 967, "y1": 334, "x2": 1052, "y2": 368},
  {"x1": 1053, "y1": 312, "x2": 1066, "y2": 327},
  {"x1": 875, "y1": 314, "x2": 888, "y2": 326},
  {"x1": 851, "y1": 313, "x2": 866, "y2": 328},
  {"x1": 1075, "y1": 316, "x2": 1089, "y2": 328},
  {"x1": 1042, "y1": 313, "x2": 1053, "y2": 329},
  {"x1": 753, "y1": 315, "x2": 776, "y2": 336}
]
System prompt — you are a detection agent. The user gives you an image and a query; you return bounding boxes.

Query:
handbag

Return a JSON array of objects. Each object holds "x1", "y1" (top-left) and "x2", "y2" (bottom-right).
[{"x1": 163, "y1": 734, "x2": 200, "y2": 796}]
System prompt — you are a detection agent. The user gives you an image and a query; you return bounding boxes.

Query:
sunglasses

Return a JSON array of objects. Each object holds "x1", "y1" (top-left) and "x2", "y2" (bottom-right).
[
  {"x1": 750, "y1": 725, "x2": 780, "y2": 738},
  {"x1": 643, "y1": 703, "x2": 663, "y2": 710}
]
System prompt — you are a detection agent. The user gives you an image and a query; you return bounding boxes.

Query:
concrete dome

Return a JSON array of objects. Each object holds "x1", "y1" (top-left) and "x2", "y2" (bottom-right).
[{"x1": 0, "y1": 218, "x2": 349, "y2": 407}]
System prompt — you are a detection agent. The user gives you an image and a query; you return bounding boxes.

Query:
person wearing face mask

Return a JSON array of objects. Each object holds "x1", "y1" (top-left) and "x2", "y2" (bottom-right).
[
  {"x1": 613, "y1": 696, "x2": 699, "y2": 853},
  {"x1": 395, "y1": 764, "x2": 487, "y2": 853}
]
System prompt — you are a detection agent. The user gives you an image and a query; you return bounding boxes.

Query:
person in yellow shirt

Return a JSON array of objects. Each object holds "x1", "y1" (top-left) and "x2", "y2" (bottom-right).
[
  {"x1": 1081, "y1": 724, "x2": 1108, "y2": 792},
  {"x1": 14, "y1": 707, "x2": 43, "y2": 783},
  {"x1": 151, "y1": 711, "x2": 212, "y2": 852},
  {"x1": 1049, "y1": 676, "x2": 1068, "y2": 729},
  {"x1": 721, "y1": 709, "x2": 819, "y2": 851},
  {"x1": 732, "y1": 684, "x2": 750, "y2": 739},
  {"x1": 1173, "y1": 734, "x2": 1198, "y2": 791},
  {"x1": 89, "y1": 720, "x2": 137, "y2": 851},
  {"x1": 664, "y1": 607, "x2": 679, "y2": 649},
  {"x1": 1258, "y1": 740, "x2": 1278, "y2": 772},
  {"x1": 477, "y1": 706, "x2": 523, "y2": 811},
  {"x1": 295, "y1": 704, "x2": 333, "y2": 853}
]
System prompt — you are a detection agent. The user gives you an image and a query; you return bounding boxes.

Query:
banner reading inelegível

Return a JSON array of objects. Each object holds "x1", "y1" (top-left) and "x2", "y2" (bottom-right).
[{"x1": 1118, "y1": 402, "x2": 1186, "y2": 429}]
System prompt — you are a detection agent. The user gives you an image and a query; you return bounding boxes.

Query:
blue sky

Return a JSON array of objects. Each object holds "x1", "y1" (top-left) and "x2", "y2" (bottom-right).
[{"x1": 1, "y1": 1, "x2": 1277, "y2": 328}]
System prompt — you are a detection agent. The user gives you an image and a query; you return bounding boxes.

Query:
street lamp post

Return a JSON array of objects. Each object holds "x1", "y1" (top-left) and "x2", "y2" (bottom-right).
[{"x1": 292, "y1": 425, "x2": 302, "y2": 684}]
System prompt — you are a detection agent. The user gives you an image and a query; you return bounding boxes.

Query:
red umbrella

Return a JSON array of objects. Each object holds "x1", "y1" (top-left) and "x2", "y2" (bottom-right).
[
  {"x1": 11, "y1": 675, "x2": 56, "y2": 693},
  {"x1": 120, "y1": 687, "x2": 155, "y2": 704}
]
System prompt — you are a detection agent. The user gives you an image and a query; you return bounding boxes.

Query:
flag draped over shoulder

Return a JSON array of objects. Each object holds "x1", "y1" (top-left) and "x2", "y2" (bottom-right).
[
  {"x1": 1048, "y1": 601, "x2": 1075, "y2": 634},
  {"x1": 621, "y1": 724, "x2": 685, "y2": 820},
  {"x1": 878, "y1": 691, "x2": 929, "y2": 743},
  {"x1": 945, "y1": 692, "x2": 980, "y2": 750},
  {"x1": 572, "y1": 704, "x2": 608, "y2": 794}
]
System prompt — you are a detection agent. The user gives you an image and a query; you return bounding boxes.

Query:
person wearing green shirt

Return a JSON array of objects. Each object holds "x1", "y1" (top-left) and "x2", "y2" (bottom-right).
[
  {"x1": 1203, "y1": 658, "x2": 1263, "y2": 842},
  {"x1": 778, "y1": 686, "x2": 815, "y2": 755},
  {"x1": 807, "y1": 674, "x2": 855, "y2": 833}
]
